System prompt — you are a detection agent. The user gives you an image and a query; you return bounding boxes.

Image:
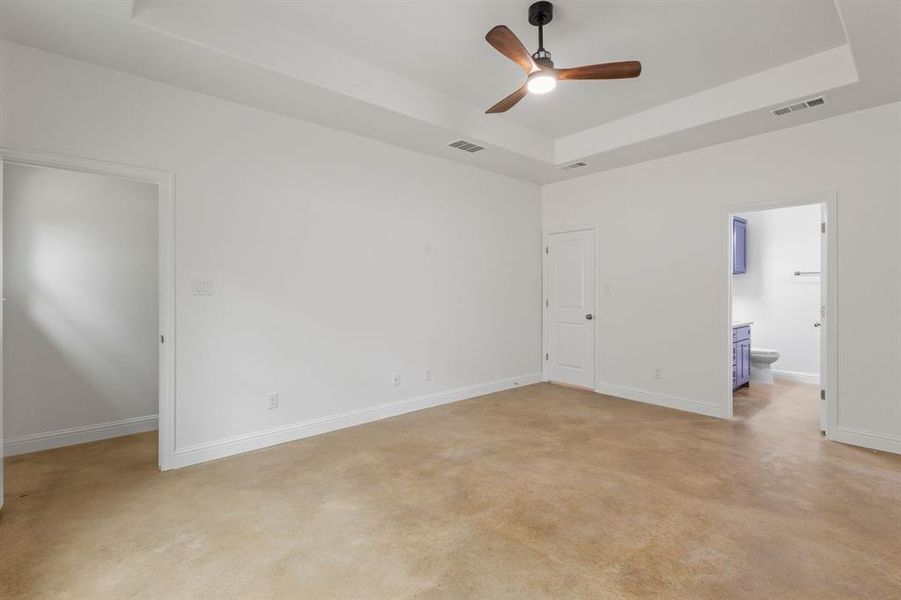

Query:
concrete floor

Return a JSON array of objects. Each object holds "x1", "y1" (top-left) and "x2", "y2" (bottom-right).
[{"x1": 2, "y1": 381, "x2": 900, "y2": 598}]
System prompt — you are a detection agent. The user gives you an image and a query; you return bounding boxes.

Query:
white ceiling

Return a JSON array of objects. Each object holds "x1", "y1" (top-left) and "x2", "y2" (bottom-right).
[
  {"x1": 257, "y1": 0, "x2": 847, "y2": 138},
  {"x1": 0, "y1": 1, "x2": 899, "y2": 184}
]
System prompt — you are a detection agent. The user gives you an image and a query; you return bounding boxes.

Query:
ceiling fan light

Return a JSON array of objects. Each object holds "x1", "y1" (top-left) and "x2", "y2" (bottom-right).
[{"x1": 527, "y1": 72, "x2": 557, "y2": 94}]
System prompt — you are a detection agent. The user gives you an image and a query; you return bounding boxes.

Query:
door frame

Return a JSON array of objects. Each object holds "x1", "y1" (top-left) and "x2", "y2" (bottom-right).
[
  {"x1": 723, "y1": 191, "x2": 837, "y2": 439},
  {"x1": 0, "y1": 147, "x2": 177, "y2": 470},
  {"x1": 542, "y1": 225, "x2": 598, "y2": 388}
]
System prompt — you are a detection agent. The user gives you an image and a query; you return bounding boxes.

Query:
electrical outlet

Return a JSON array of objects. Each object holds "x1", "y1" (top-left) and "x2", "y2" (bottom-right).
[
  {"x1": 424, "y1": 368, "x2": 432, "y2": 382},
  {"x1": 654, "y1": 368, "x2": 663, "y2": 379},
  {"x1": 392, "y1": 373, "x2": 400, "y2": 387},
  {"x1": 267, "y1": 392, "x2": 279, "y2": 410}
]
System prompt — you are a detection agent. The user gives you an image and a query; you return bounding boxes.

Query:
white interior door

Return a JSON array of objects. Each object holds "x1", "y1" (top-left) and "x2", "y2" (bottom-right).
[
  {"x1": 546, "y1": 229, "x2": 596, "y2": 388},
  {"x1": 820, "y1": 206, "x2": 827, "y2": 432}
]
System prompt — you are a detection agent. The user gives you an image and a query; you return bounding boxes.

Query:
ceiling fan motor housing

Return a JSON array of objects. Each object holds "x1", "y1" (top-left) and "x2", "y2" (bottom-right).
[{"x1": 532, "y1": 52, "x2": 553, "y2": 69}]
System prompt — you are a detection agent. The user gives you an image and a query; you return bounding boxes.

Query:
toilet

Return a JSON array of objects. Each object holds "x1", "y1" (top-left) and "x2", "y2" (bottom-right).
[{"x1": 750, "y1": 348, "x2": 780, "y2": 384}]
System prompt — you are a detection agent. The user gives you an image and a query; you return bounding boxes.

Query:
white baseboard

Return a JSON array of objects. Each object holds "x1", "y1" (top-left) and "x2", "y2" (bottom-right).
[
  {"x1": 4, "y1": 414, "x2": 159, "y2": 456},
  {"x1": 594, "y1": 382, "x2": 722, "y2": 418},
  {"x1": 772, "y1": 369, "x2": 820, "y2": 385},
  {"x1": 833, "y1": 426, "x2": 901, "y2": 455},
  {"x1": 169, "y1": 373, "x2": 544, "y2": 470}
]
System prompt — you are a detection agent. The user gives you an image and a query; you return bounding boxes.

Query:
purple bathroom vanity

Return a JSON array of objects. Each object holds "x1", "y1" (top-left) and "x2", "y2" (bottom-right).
[{"x1": 733, "y1": 322, "x2": 751, "y2": 390}]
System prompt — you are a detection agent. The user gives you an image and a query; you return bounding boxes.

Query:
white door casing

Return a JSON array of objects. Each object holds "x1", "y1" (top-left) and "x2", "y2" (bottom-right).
[{"x1": 545, "y1": 229, "x2": 596, "y2": 388}]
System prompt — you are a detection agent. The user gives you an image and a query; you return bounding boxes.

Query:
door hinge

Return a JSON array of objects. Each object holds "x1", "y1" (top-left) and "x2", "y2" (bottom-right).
[
  {"x1": 545, "y1": 353, "x2": 548, "y2": 361},
  {"x1": 820, "y1": 389, "x2": 825, "y2": 400},
  {"x1": 545, "y1": 246, "x2": 548, "y2": 254},
  {"x1": 545, "y1": 299, "x2": 548, "y2": 308},
  {"x1": 821, "y1": 222, "x2": 826, "y2": 234},
  {"x1": 161, "y1": 334, "x2": 165, "y2": 344}
]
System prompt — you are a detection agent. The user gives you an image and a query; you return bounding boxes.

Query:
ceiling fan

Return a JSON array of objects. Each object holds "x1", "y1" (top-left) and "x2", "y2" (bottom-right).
[{"x1": 485, "y1": 1, "x2": 641, "y2": 113}]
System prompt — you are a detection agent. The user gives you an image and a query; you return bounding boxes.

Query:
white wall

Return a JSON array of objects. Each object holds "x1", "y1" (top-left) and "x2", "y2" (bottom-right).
[
  {"x1": 543, "y1": 101, "x2": 901, "y2": 453},
  {"x1": 0, "y1": 42, "x2": 542, "y2": 466},
  {"x1": 3, "y1": 164, "x2": 159, "y2": 452},
  {"x1": 732, "y1": 204, "x2": 822, "y2": 381}
]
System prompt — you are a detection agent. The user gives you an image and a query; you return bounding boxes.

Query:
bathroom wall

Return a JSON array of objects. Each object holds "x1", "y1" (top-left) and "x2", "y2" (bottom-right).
[{"x1": 732, "y1": 204, "x2": 822, "y2": 383}]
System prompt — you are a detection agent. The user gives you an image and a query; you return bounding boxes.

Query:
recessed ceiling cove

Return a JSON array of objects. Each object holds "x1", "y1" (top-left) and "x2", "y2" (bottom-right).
[
  {"x1": 248, "y1": 0, "x2": 847, "y2": 137},
  {"x1": 0, "y1": 1, "x2": 898, "y2": 183}
]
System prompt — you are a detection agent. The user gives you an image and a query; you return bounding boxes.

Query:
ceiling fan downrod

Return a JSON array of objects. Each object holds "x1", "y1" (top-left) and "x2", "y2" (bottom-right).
[{"x1": 529, "y1": 1, "x2": 554, "y2": 68}]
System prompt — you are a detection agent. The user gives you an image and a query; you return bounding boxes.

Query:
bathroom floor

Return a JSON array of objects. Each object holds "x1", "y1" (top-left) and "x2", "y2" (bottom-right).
[{"x1": 732, "y1": 379, "x2": 822, "y2": 434}]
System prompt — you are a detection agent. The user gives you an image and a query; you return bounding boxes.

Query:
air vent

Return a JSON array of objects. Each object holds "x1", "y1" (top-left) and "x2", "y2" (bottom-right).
[
  {"x1": 447, "y1": 139, "x2": 485, "y2": 153},
  {"x1": 559, "y1": 161, "x2": 588, "y2": 171},
  {"x1": 771, "y1": 96, "x2": 827, "y2": 117}
]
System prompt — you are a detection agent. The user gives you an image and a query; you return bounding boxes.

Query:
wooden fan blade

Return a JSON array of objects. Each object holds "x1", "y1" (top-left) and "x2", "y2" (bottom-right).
[
  {"x1": 485, "y1": 84, "x2": 528, "y2": 114},
  {"x1": 486, "y1": 25, "x2": 536, "y2": 75},
  {"x1": 557, "y1": 61, "x2": 642, "y2": 81}
]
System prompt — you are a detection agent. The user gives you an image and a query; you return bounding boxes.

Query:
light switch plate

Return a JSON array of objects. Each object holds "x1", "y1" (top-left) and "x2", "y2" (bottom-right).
[{"x1": 192, "y1": 278, "x2": 213, "y2": 296}]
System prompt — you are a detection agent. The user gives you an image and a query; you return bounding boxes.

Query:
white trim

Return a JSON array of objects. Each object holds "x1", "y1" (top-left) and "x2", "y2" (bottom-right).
[
  {"x1": 169, "y1": 373, "x2": 543, "y2": 470},
  {"x1": 833, "y1": 427, "x2": 901, "y2": 455},
  {"x1": 723, "y1": 191, "x2": 837, "y2": 432},
  {"x1": 0, "y1": 147, "x2": 177, "y2": 470},
  {"x1": 595, "y1": 382, "x2": 721, "y2": 418},
  {"x1": 4, "y1": 415, "x2": 159, "y2": 456},
  {"x1": 772, "y1": 369, "x2": 820, "y2": 385}
]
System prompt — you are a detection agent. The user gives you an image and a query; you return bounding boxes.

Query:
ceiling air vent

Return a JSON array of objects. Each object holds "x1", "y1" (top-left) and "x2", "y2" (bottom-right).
[
  {"x1": 559, "y1": 161, "x2": 588, "y2": 171},
  {"x1": 771, "y1": 96, "x2": 827, "y2": 117},
  {"x1": 447, "y1": 139, "x2": 485, "y2": 153}
]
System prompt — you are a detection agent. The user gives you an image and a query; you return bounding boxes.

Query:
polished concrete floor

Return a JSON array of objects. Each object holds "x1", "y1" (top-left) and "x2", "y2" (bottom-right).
[{"x1": 2, "y1": 381, "x2": 900, "y2": 598}]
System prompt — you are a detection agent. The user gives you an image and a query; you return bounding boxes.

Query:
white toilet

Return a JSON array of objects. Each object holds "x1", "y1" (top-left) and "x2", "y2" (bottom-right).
[{"x1": 750, "y1": 348, "x2": 780, "y2": 384}]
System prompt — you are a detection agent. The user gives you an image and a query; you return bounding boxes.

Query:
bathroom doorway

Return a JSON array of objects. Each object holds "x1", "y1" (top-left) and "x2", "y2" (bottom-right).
[{"x1": 724, "y1": 193, "x2": 835, "y2": 436}]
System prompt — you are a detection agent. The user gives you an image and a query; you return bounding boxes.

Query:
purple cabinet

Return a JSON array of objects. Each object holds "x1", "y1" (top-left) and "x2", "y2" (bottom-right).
[
  {"x1": 733, "y1": 325, "x2": 751, "y2": 390},
  {"x1": 733, "y1": 216, "x2": 747, "y2": 274}
]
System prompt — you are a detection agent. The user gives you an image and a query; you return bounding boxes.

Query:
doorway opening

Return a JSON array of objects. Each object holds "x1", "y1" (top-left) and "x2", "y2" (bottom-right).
[
  {"x1": 725, "y1": 193, "x2": 836, "y2": 436},
  {"x1": 0, "y1": 150, "x2": 175, "y2": 506}
]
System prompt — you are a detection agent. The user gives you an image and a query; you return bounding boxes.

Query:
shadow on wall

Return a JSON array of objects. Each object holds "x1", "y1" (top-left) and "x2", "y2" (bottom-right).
[{"x1": 3, "y1": 164, "x2": 159, "y2": 440}]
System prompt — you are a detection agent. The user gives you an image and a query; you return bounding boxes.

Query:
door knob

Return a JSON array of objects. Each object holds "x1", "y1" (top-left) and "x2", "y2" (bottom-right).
[
  {"x1": 814, "y1": 322, "x2": 821, "y2": 327},
  {"x1": 586, "y1": 314, "x2": 593, "y2": 320}
]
